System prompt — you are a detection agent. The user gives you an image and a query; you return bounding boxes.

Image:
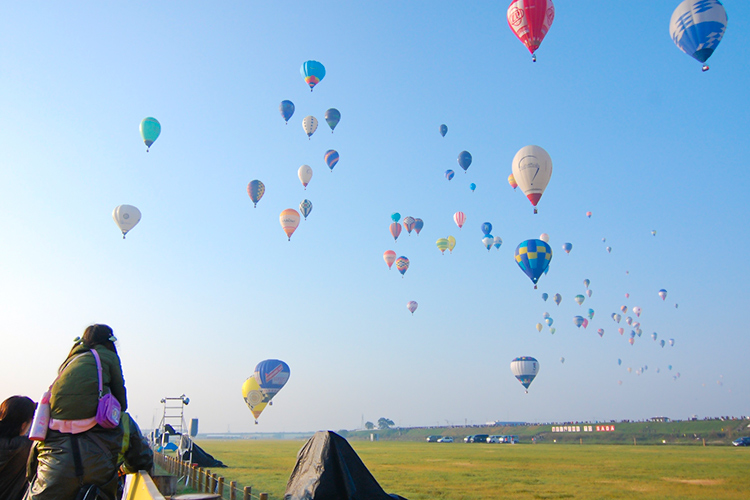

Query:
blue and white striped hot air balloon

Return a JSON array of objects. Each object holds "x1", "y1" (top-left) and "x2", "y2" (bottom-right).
[{"x1": 670, "y1": 0, "x2": 727, "y2": 71}]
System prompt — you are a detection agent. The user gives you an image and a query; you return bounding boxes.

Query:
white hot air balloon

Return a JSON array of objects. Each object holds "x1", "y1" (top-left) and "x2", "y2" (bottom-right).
[
  {"x1": 512, "y1": 145, "x2": 552, "y2": 214},
  {"x1": 302, "y1": 116, "x2": 318, "y2": 139},
  {"x1": 112, "y1": 205, "x2": 141, "y2": 239},
  {"x1": 539, "y1": 233, "x2": 549, "y2": 243},
  {"x1": 298, "y1": 165, "x2": 313, "y2": 189},
  {"x1": 510, "y1": 356, "x2": 540, "y2": 393}
]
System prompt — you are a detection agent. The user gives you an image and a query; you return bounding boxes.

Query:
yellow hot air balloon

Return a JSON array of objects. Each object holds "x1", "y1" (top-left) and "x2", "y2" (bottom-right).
[
  {"x1": 436, "y1": 238, "x2": 449, "y2": 254},
  {"x1": 279, "y1": 209, "x2": 300, "y2": 241},
  {"x1": 447, "y1": 235, "x2": 456, "y2": 253},
  {"x1": 242, "y1": 376, "x2": 268, "y2": 424}
]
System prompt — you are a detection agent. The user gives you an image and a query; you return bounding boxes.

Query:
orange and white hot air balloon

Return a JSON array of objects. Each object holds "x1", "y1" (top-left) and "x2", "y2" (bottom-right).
[
  {"x1": 279, "y1": 209, "x2": 300, "y2": 241},
  {"x1": 383, "y1": 250, "x2": 397, "y2": 270}
]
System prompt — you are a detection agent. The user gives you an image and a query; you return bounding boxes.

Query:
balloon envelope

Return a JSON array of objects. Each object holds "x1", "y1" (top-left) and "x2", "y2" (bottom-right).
[
  {"x1": 510, "y1": 356, "x2": 539, "y2": 391},
  {"x1": 391, "y1": 213, "x2": 401, "y2": 223},
  {"x1": 439, "y1": 124, "x2": 448, "y2": 137},
  {"x1": 279, "y1": 209, "x2": 300, "y2": 240},
  {"x1": 139, "y1": 117, "x2": 161, "y2": 151},
  {"x1": 507, "y1": 0, "x2": 555, "y2": 57},
  {"x1": 574, "y1": 295, "x2": 585, "y2": 306},
  {"x1": 280, "y1": 100, "x2": 295, "y2": 123},
  {"x1": 300, "y1": 60, "x2": 326, "y2": 90},
  {"x1": 302, "y1": 116, "x2": 318, "y2": 138},
  {"x1": 447, "y1": 235, "x2": 456, "y2": 253},
  {"x1": 247, "y1": 180, "x2": 265, "y2": 208},
  {"x1": 539, "y1": 233, "x2": 549, "y2": 243},
  {"x1": 299, "y1": 199, "x2": 313, "y2": 220},
  {"x1": 670, "y1": 0, "x2": 727, "y2": 68},
  {"x1": 453, "y1": 211, "x2": 466, "y2": 229},
  {"x1": 298, "y1": 165, "x2": 313, "y2": 189},
  {"x1": 573, "y1": 316, "x2": 584, "y2": 328},
  {"x1": 389, "y1": 222, "x2": 402, "y2": 241},
  {"x1": 407, "y1": 301, "x2": 418, "y2": 314},
  {"x1": 457, "y1": 151, "x2": 472, "y2": 172},
  {"x1": 512, "y1": 145, "x2": 552, "y2": 212},
  {"x1": 541, "y1": 293, "x2": 549, "y2": 301},
  {"x1": 112, "y1": 205, "x2": 141, "y2": 238},
  {"x1": 562, "y1": 242, "x2": 572, "y2": 253},
  {"x1": 403, "y1": 216, "x2": 416, "y2": 234},
  {"x1": 436, "y1": 238, "x2": 449, "y2": 254},
  {"x1": 383, "y1": 250, "x2": 397, "y2": 269},
  {"x1": 470, "y1": 183, "x2": 476, "y2": 192},
  {"x1": 482, "y1": 236, "x2": 493, "y2": 251},
  {"x1": 325, "y1": 150, "x2": 339, "y2": 171},
  {"x1": 241, "y1": 376, "x2": 268, "y2": 421},
  {"x1": 324, "y1": 108, "x2": 341, "y2": 132},
  {"x1": 508, "y1": 173, "x2": 518, "y2": 190},
  {"x1": 414, "y1": 219, "x2": 424, "y2": 234},
  {"x1": 481, "y1": 222, "x2": 493, "y2": 236},
  {"x1": 254, "y1": 359, "x2": 290, "y2": 405},
  {"x1": 659, "y1": 289, "x2": 668, "y2": 300},
  {"x1": 553, "y1": 293, "x2": 561, "y2": 305},
  {"x1": 395, "y1": 256, "x2": 409, "y2": 276},
  {"x1": 493, "y1": 236, "x2": 502, "y2": 249},
  {"x1": 445, "y1": 170, "x2": 455, "y2": 180},
  {"x1": 515, "y1": 239, "x2": 552, "y2": 286}
]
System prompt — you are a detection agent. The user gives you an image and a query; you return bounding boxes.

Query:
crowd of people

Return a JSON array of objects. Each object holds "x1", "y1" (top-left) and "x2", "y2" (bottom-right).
[{"x1": 0, "y1": 324, "x2": 153, "y2": 500}]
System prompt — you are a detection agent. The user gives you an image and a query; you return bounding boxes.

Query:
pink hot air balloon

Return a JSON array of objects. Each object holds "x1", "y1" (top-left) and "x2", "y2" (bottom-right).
[
  {"x1": 383, "y1": 250, "x2": 397, "y2": 270},
  {"x1": 582, "y1": 318, "x2": 589, "y2": 329},
  {"x1": 597, "y1": 328, "x2": 604, "y2": 338},
  {"x1": 390, "y1": 222, "x2": 402, "y2": 241},
  {"x1": 279, "y1": 209, "x2": 300, "y2": 241},
  {"x1": 453, "y1": 211, "x2": 466, "y2": 229},
  {"x1": 586, "y1": 211, "x2": 592, "y2": 218},
  {"x1": 407, "y1": 301, "x2": 418, "y2": 315},
  {"x1": 508, "y1": 0, "x2": 555, "y2": 62},
  {"x1": 618, "y1": 328, "x2": 624, "y2": 335}
]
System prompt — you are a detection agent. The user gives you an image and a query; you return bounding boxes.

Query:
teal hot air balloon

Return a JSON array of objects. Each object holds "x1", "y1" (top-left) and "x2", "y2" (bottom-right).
[
  {"x1": 300, "y1": 60, "x2": 326, "y2": 91},
  {"x1": 514, "y1": 239, "x2": 552, "y2": 289},
  {"x1": 325, "y1": 108, "x2": 340, "y2": 132},
  {"x1": 299, "y1": 199, "x2": 313, "y2": 220},
  {"x1": 470, "y1": 182, "x2": 476, "y2": 192},
  {"x1": 439, "y1": 124, "x2": 448, "y2": 137},
  {"x1": 247, "y1": 180, "x2": 265, "y2": 208},
  {"x1": 391, "y1": 212, "x2": 401, "y2": 223},
  {"x1": 140, "y1": 117, "x2": 161, "y2": 152},
  {"x1": 279, "y1": 100, "x2": 295, "y2": 124},
  {"x1": 458, "y1": 151, "x2": 472, "y2": 172}
]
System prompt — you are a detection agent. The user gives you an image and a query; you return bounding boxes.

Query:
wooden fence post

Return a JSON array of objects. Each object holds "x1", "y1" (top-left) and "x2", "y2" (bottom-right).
[
  {"x1": 218, "y1": 476, "x2": 225, "y2": 496},
  {"x1": 229, "y1": 480, "x2": 237, "y2": 500},
  {"x1": 243, "y1": 486, "x2": 252, "y2": 500},
  {"x1": 260, "y1": 493, "x2": 268, "y2": 500}
]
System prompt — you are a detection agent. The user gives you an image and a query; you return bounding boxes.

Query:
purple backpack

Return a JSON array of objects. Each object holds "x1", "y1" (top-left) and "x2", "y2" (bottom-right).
[{"x1": 90, "y1": 349, "x2": 121, "y2": 429}]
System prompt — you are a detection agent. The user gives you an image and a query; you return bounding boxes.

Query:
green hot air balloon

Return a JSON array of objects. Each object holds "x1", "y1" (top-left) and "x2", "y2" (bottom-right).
[
  {"x1": 140, "y1": 117, "x2": 161, "y2": 152},
  {"x1": 325, "y1": 108, "x2": 341, "y2": 133}
]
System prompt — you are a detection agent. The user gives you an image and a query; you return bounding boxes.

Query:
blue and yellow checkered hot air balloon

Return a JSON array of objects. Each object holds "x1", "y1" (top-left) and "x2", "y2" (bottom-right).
[{"x1": 514, "y1": 239, "x2": 552, "y2": 289}]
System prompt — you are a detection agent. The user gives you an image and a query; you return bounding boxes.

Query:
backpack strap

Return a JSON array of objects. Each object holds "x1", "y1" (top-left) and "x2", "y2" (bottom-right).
[{"x1": 90, "y1": 349, "x2": 104, "y2": 398}]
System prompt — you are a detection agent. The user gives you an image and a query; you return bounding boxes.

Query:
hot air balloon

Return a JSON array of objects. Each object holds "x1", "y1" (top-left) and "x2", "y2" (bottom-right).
[
  {"x1": 542, "y1": 312, "x2": 550, "y2": 319},
  {"x1": 325, "y1": 150, "x2": 339, "y2": 171},
  {"x1": 407, "y1": 301, "x2": 418, "y2": 315},
  {"x1": 510, "y1": 356, "x2": 539, "y2": 393},
  {"x1": 541, "y1": 293, "x2": 549, "y2": 301},
  {"x1": 508, "y1": 173, "x2": 518, "y2": 190},
  {"x1": 300, "y1": 60, "x2": 326, "y2": 90},
  {"x1": 507, "y1": 0, "x2": 555, "y2": 62},
  {"x1": 629, "y1": 338, "x2": 635, "y2": 346},
  {"x1": 384, "y1": 250, "x2": 396, "y2": 269},
  {"x1": 453, "y1": 212, "x2": 466, "y2": 229},
  {"x1": 298, "y1": 165, "x2": 313, "y2": 189},
  {"x1": 670, "y1": 0, "x2": 727, "y2": 72},
  {"x1": 458, "y1": 151, "x2": 472, "y2": 172},
  {"x1": 515, "y1": 239, "x2": 552, "y2": 288},
  {"x1": 560, "y1": 357, "x2": 564, "y2": 364},
  {"x1": 574, "y1": 295, "x2": 585, "y2": 306},
  {"x1": 247, "y1": 180, "x2": 265, "y2": 208},
  {"x1": 436, "y1": 238, "x2": 449, "y2": 254},
  {"x1": 254, "y1": 359, "x2": 290, "y2": 410},
  {"x1": 391, "y1": 213, "x2": 401, "y2": 223},
  {"x1": 493, "y1": 236, "x2": 503, "y2": 250},
  {"x1": 588, "y1": 308, "x2": 595, "y2": 319},
  {"x1": 625, "y1": 293, "x2": 630, "y2": 299},
  {"x1": 395, "y1": 256, "x2": 409, "y2": 277},
  {"x1": 597, "y1": 328, "x2": 604, "y2": 338},
  {"x1": 606, "y1": 246, "x2": 612, "y2": 253},
  {"x1": 545, "y1": 317, "x2": 553, "y2": 327},
  {"x1": 112, "y1": 205, "x2": 141, "y2": 239},
  {"x1": 447, "y1": 235, "x2": 456, "y2": 253},
  {"x1": 582, "y1": 318, "x2": 589, "y2": 329},
  {"x1": 389, "y1": 222, "x2": 402, "y2": 241},
  {"x1": 439, "y1": 124, "x2": 448, "y2": 137},
  {"x1": 536, "y1": 323, "x2": 543, "y2": 332},
  {"x1": 299, "y1": 199, "x2": 313, "y2": 220},
  {"x1": 242, "y1": 376, "x2": 267, "y2": 424},
  {"x1": 414, "y1": 218, "x2": 424, "y2": 235},
  {"x1": 562, "y1": 242, "x2": 572, "y2": 254},
  {"x1": 550, "y1": 327, "x2": 556, "y2": 334},
  {"x1": 403, "y1": 216, "x2": 416, "y2": 235},
  {"x1": 482, "y1": 235, "x2": 494, "y2": 251},
  {"x1": 583, "y1": 279, "x2": 590, "y2": 288},
  {"x1": 659, "y1": 289, "x2": 668, "y2": 300},
  {"x1": 586, "y1": 211, "x2": 592, "y2": 218},
  {"x1": 621, "y1": 305, "x2": 628, "y2": 314},
  {"x1": 139, "y1": 117, "x2": 161, "y2": 152},
  {"x1": 651, "y1": 332, "x2": 657, "y2": 341},
  {"x1": 614, "y1": 314, "x2": 622, "y2": 323},
  {"x1": 660, "y1": 339, "x2": 666, "y2": 348},
  {"x1": 633, "y1": 306, "x2": 642, "y2": 317},
  {"x1": 512, "y1": 145, "x2": 552, "y2": 213},
  {"x1": 539, "y1": 233, "x2": 549, "y2": 243},
  {"x1": 553, "y1": 293, "x2": 561, "y2": 306},
  {"x1": 445, "y1": 170, "x2": 455, "y2": 181},
  {"x1": 280, "y1": 209, "x2": 300, "y2": 240},
  {"x1": 669, "y1": 339, "x2": 675, "y2": 347},
  {"x1": 280, "y1": 100, "x2": 295, "y2": 124},
  {"x1": 302, "y1": 116, "x2": 318, "y2": 139},
  {"x1": 651, "y1": 230, "x2": 657, "y2": 236},
  {"x1": 618, "y1": 358, "x2": 622, "y2": 366},
  {"x1": 573, "y1": 316, "x2": 584, "y2": 328},
  {"x1": 325, "y1": 108, "x2": 341, "y2": 132},
  {"x1": 586, "y1": 289, "x2": 592, "y2": 298},
  {"x1": 470, "y1": 183, "x2": 476, "y2": 192},
  {"x1": 481, "y1": 222, "x2": 493, "y2": 236}
]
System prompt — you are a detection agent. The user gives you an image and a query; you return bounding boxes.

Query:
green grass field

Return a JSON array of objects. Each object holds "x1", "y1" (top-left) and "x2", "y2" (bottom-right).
[{"x1": 194, "y1": 439, "x2": 750, "y2": 500}]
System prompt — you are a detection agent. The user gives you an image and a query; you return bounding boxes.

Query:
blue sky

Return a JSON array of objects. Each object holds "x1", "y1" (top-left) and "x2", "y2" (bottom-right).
[{"x1": 1, "y1": 1, "x2": 749, "y2": 433}]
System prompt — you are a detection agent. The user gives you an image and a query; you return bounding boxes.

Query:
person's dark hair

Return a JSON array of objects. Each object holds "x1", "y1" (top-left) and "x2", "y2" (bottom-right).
[
  {"x1": 66, "y1": 324, "x2": 118, "y2": 360},
  {"x1": 0, "y1": 395, "x2": 36, "y2": 438}
]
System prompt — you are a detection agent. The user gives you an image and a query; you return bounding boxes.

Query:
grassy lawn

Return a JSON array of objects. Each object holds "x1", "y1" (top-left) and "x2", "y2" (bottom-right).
[{"x1": 192, "y1": 439, "x2": 750, "y2": 500}]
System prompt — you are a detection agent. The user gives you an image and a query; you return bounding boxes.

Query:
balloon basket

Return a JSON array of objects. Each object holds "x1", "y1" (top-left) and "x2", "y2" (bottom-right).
[
  {"x1": 702, "y1": 65, "x2": 709, "y2": 72},
  {"x1": 532, "y1": 55, "x2": 536, "y2": 63},
  {"x1": 534, "y1": 208, "x2": 538, "y2": 214}
]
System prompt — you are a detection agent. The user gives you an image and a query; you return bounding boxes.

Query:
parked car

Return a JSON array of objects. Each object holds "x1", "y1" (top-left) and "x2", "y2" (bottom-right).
[
  {"x1": 465, "y1": 434, "x2": 488, "y2": 443},
  {"x1": 437, "y1": 436, "x2": 454, "y2": 443},
  {"x1": 487, "y1": 435, "x2": 504, "y2": 443},
  {"x1": 732, "y1": 436, "x2": 750, "y2": 446},
  {"x1": 426, "y1": 435, "x2": 442, "y2": 443}
]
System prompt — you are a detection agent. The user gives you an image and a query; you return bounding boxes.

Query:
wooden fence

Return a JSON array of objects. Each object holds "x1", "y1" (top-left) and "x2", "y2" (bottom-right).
[{"x1": 154, "y1": 451, "x2": 269, "y2": 500}]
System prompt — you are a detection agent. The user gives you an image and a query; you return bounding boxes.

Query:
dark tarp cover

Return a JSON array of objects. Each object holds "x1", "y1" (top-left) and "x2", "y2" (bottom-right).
[
  {"x1": 284, "y1": 431, "x2": 408, "y2": 500},
  {"x1": 180, "y1": 440, "x2": 226, "y2": 468}
]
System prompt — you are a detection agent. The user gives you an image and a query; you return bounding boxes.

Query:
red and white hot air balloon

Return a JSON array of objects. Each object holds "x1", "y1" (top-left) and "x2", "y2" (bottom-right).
[
  {"x1": 453, "y1": 211, "x2": 466, "y2": 229},
  {"x1": 383, "y1": 250, "x2": 397, "y2": 270},
  {"x1": 512, "y1": 145, "x2": 552, "y2": 214},
  {"x1": 507, "y1": 0, "x2": 555, "y2": 62}
]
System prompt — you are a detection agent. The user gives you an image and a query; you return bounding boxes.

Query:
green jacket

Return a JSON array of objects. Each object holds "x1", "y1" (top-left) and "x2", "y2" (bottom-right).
[{"x1": 49, "y1": 344, "x2": 127, "y2": 420}]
